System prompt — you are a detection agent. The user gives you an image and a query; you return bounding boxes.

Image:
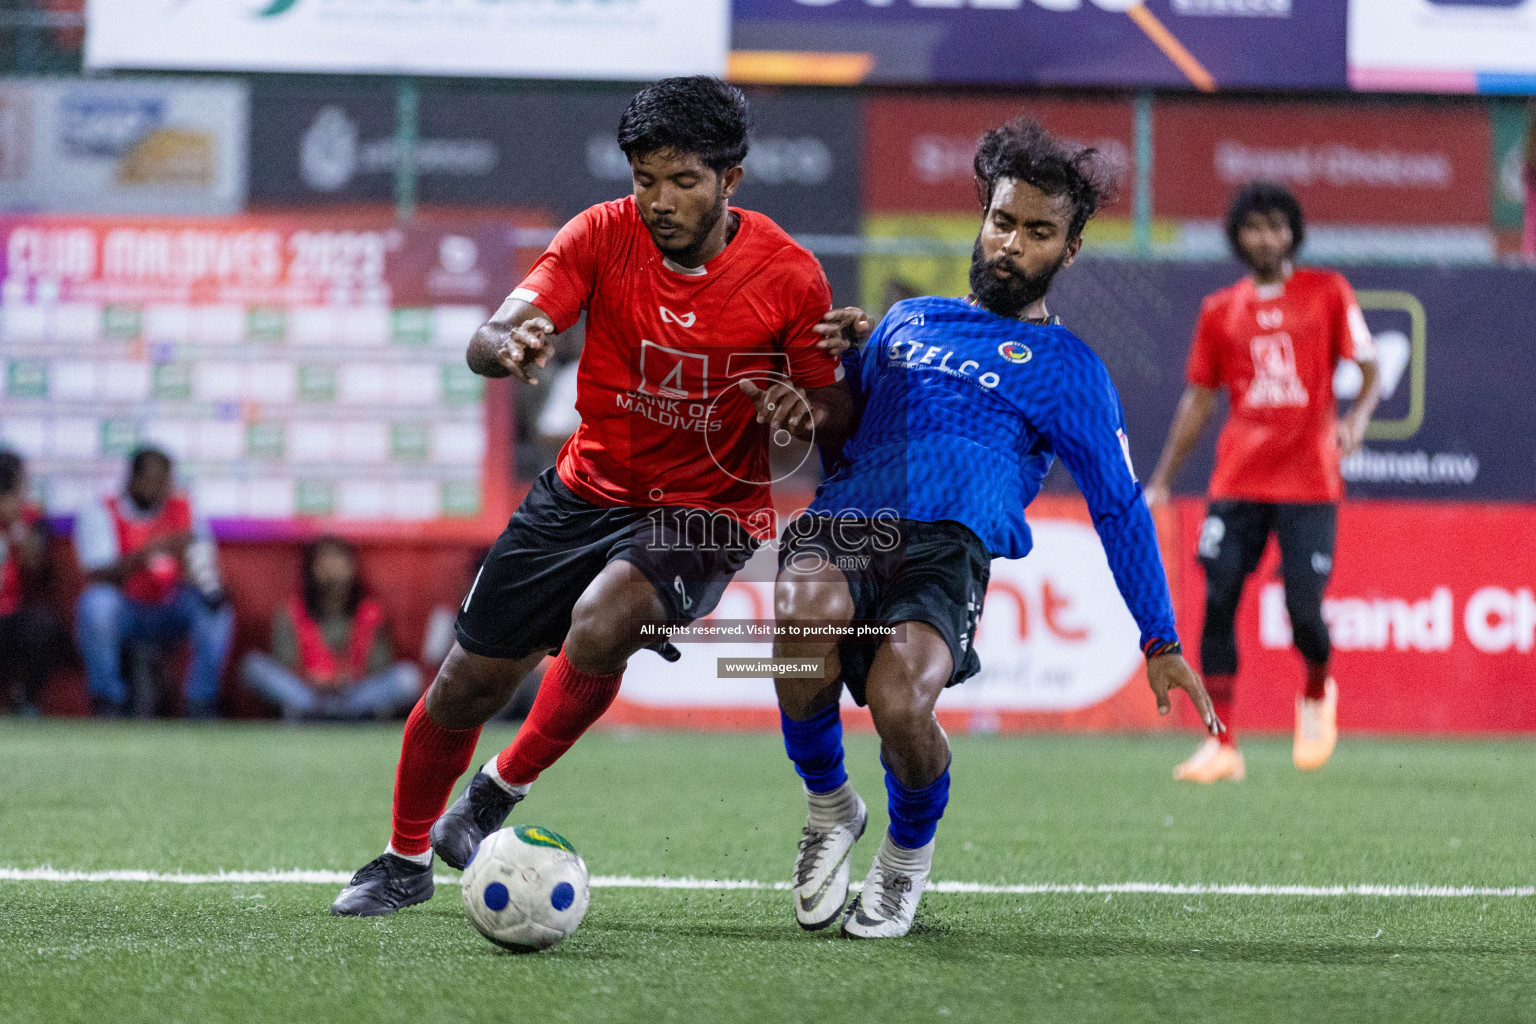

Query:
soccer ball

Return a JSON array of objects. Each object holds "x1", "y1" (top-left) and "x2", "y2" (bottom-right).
[{"x1": 461, "y1": 824, "x2": 590, "y2": 953}]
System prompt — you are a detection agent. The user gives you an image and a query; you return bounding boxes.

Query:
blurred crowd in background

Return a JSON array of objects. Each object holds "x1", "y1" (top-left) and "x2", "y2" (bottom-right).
[{"x1": 0, "y1": 444, "x2": 531, "y2": 721}]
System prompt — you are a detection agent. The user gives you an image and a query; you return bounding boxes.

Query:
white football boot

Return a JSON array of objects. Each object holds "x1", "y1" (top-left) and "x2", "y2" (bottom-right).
[
  {"x1": 792, "y1": 786, "x2": 868, "y2": 930},
  {"x1": 842, "y1": 833, "x2": 934, "y2": 939}
]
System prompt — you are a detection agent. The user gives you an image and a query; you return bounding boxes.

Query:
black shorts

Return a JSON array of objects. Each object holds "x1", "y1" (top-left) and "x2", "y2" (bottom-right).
[
  {"x1": 455, "y1": 467, "x2": 757, "y2": 661},
  {"x1": 1197, "y1": 500, "x2": 1337, "y2": 587},
  {"x1": 777, "y1": 515, "x2": 990, "y2": 706}
]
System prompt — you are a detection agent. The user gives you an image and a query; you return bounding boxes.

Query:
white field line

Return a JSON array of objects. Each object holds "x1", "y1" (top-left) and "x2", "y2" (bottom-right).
[{"x1": 1, "y1": 867, "x2": 1532, "y2": 897}]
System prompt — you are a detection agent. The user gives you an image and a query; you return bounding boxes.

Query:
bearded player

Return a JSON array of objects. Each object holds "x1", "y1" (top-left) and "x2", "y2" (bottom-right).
[
  {"x1": 1143, "y1": 181, "x2": 1380, "y2": 783},
  {"x1": 332, "y1": 77, "x2": 851, "y2": 916},
  {"x1": 772, "y1": 120, "x2": 1220, "y2": 938}
]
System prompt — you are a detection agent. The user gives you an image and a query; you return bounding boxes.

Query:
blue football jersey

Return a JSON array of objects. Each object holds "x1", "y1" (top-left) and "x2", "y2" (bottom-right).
[{"x1": 811, "y1": 295, "x2": 1178, "y2": 650}]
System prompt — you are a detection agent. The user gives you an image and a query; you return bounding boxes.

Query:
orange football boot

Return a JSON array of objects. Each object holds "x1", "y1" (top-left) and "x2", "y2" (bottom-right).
[
  {"x1": 1293, "y1": 677, "x2": 1338, "y2": 770},
  {"x1": 1173, "y1": 737, "x2": 1246, "y2": 783}
]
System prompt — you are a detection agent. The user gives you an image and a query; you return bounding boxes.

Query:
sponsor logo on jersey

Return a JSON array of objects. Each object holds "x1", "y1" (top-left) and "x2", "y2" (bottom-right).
[
  {"x1": 659, "y1": 305, "x2": 696, "y2": 328},
  {"x1": 1245, "y1": 332, "x2": 1310, "y2": 408},
  {"x1": 638, "y1": 339, "x2": 708, "y2": 399},
  {"x1": 619, "y1": 341, "x2": 723, "y2": 432},
  {"x1": 997, "y1": 340, "x2": 1033, "y2": 364},
  {"x1": 887, "y1": 338, "x2": 1001, "y2": 390},
  {"x1": 1256, "y1": 308, "x2": 1283, "y2": 329}
]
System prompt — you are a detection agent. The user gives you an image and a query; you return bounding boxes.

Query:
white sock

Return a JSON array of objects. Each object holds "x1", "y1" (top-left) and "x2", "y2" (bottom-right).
[
  {"x1": 805, "y1": 781, "x2": 861, "y2": 830},
  {"x1": 877, "y1": 832, "x2": 935, "y2": 874},
  {"x1": 385, "y1": 844, "x2": 432, "y2": 867},
  {"x1": 482, "y1": 758, "x2": 532, "y2": 799}
]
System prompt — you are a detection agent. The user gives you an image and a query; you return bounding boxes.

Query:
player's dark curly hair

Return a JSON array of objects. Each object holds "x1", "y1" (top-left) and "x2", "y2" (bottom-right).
[
  {"x1": 972, "y1": 118, "x2": 1115, "y2": 241},
  {"x1": 616, "y1": 76, "x2": 751, "y2": 175},
  {"x1": 0, "y1": 449, "x2": 22, "y2": 495},
  {"x1": 1224, "y1": 180, "x2": 1305, "y2": 259}
]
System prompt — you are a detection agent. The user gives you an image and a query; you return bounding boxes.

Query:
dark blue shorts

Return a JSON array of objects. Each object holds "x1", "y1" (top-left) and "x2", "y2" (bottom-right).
[{"x1": 777, "y1": 515, "x2": 990, "y2": 705}]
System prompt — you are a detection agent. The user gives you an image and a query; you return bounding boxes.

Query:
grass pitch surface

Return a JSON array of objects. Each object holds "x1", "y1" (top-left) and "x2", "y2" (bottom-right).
[{"x1": 1, "y1": 721, "x2": 1533, "y2": 1024}]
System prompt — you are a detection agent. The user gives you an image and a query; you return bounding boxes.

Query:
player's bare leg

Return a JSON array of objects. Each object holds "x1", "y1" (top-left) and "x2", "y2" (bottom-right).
[
  {"x1": 844, "y1": 623, "x2": 953, "y2": 939},
  {"x1": 425, "y1": 644, "x2": 551, "y2": 729},
  {"x1": 332, "y1": 644, "x2": 545, "y2": 916},
  {"x1": 775, "y1": 563, "x2": 867, "y2": 930},
  {"x1": 561, "y1": 559, "x2": 672, "y2": 673},
  {"x1": 432, "y1": 560, "x2": 671, "y2": 869}
]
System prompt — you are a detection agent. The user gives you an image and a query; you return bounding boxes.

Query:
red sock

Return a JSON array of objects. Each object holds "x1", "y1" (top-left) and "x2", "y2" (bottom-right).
[
  {"x1": 389, "y1": 698, "x2": 482, "y2": 857},
  {"x1": 495, "y1": 653, "x2": 623, "y2": 787},
  {"x1": 1212, "y1": 698, "x2": 1236, "y2": 745},
  {"x1": 1304, "y1": 662, "x2": 1329, "y2": 701},
  {"x1": 1204, "y1": 673, "x2": 1236, "y2": 746}
]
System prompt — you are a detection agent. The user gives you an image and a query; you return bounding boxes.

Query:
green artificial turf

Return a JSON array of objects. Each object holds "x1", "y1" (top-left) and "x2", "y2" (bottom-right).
[{"x1": 1, "y1": 722, "x2": 1533, "y2": 1024}]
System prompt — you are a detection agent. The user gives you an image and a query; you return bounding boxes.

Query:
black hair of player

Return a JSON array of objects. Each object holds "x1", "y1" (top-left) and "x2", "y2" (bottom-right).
[
  {"x1": 616, "y1": 76, "x2": 751, "y2": 175},
  {"x1": 972, "y1": 118, "x2": 1115, "y2": 241},
  {"x1": 129, "y1": 445, "x2": 172, "y2": 478},
  {"x1": 1224, "y1": 180, "x2": 1305, "y2": 260},
  {"x1": 302, "y1": 534, "x2": 365, "y2": 620},
  {"x1": 0, "y1": 449, "x2": 22, "y2": 495}
]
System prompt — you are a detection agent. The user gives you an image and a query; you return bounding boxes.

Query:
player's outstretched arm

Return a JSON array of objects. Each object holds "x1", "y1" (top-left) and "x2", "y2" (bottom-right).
[
  {"x1": 1037, "y1": 353, "x2": 1218, "y2": 728},
  {"x1": 465, "y1": 296, "x2": 559, "y2": 384},
  {"x1": 1148, "y1": 651, "x2": 1224, "y2": 735},
  {"x1": 1144, "y1": 384, "x2": 1217, "y2": 507},
  {"x1": 811, "y1": 307, "x2": 874, "y2": 358}
]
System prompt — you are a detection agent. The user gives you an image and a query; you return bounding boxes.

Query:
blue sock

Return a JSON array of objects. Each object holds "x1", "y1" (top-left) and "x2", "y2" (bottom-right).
[
  {"x1": 780, "y1": 704, "x2": 847, "y2": 794},
  {"x1": 884, "y1": 759, "x2": 950, "y2": 850}
]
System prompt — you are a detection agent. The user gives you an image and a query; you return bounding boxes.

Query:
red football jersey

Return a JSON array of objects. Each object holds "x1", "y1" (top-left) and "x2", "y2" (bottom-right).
[
  {"x1": 512, "y1": 196, "x2": 840, "y2": 537},
  {"x1": 1186, "y1": 267, "x2": 1374, "y2": 503}
]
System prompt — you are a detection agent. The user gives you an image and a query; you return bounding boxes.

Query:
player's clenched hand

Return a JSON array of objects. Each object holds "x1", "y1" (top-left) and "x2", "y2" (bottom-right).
[
  {"x1": 1143, "y1": 482, "x2": 1171, "y2": 509},
  {"x1": 813, "y1": 307, "x2": 873, "y2": 357},
  {"x1": 1148, "y1": 652, "x2": 1224, "y2": 736},
  {"x1": 492, "y1": 317, "x2": 556, "y2": 384},
  {"x1": 738, "y1": 379, "x2": 822, "y2": 440}
]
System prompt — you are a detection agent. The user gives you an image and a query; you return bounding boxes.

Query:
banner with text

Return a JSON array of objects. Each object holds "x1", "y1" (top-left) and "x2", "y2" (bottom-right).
[
  {"x1": 1152, "y1": 98, "x2": 1491, "y2": 227},
  {"x1": 1173, "y1": 499, "x2": 1536, "y2": 734},
  {"x1": 1350, "y1": 0, "x2": 1536, "y2": 93},
  {"x1": 248, "y1": 82, "x2": 863, "y2": 303},
  {"x1": 87, "y1": 0, "x2": 728, "y2": 79},
  {"x1": 0, "y1": 211, "x2": 533, "y2": 537},
  {"x1": 0, "y1": 77, "x2": 248, "y2": 216},
  {"x1": 731, "y1": 0, "x2": 1346, "y2": 89}
]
